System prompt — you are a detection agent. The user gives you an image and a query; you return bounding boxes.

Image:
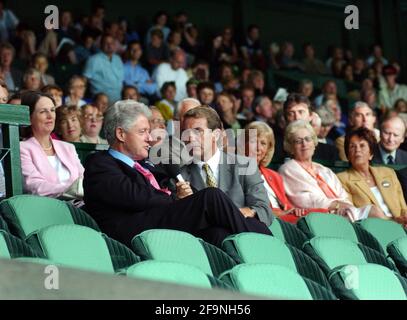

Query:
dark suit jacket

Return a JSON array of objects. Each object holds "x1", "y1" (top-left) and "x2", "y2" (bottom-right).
[
  {"x1": 83, "y1": 151, "x2": 175, "y2": 244},
  {"x1": 10, "y1": 67, "x2": 23, "y2": 92},
  {"x1": 180, "y1": 152, "x2": 273, "y2": 226},
  {"x1": 372, "y1": 146, "x2": 407, "y2": 165}
]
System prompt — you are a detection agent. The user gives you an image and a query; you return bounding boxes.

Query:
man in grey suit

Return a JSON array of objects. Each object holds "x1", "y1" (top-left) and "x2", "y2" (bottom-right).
[{"x1": 180, "y1": 106, "x2": 274, "y2": 226}]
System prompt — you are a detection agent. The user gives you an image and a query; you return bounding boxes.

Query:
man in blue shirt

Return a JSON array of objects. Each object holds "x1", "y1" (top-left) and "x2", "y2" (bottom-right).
[
  {"x1": 123, "y1": 41, "x2": 157, "y2": 97},
  {"x1": 83, "y1": 34, "x2": 124, "y2": 104}
]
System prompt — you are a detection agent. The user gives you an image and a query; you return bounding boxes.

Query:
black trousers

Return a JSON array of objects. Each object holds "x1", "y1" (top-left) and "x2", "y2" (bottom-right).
[{"x1": 118, "y1": 188, "x2": 272, "y2": 247}]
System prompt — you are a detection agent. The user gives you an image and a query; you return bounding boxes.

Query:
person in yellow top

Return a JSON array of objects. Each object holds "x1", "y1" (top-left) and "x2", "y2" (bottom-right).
[
  {"x1": 337, "y1": 127, "x2": 407, "y2": 223},
  {"x1": 155, "y1": 81, "x2": 177, "y2": 121}
]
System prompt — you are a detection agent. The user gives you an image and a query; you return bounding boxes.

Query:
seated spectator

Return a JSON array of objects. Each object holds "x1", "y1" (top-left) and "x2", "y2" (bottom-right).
[
  {"x1": 0, "y1": 78, "x2": 8, "y2": 103},
  {"x1": 93, "y1": 92, "x2": 109, "y2": 114},
  {"x1": 37, "y1": 29, "x2": 58, "y2": 59},
  {"x1": 252, "y1": 95, "x2": 273, "y2": 126},
  {"x1": 240, "y1": 24, "x2": 266, "y2": 70},
  {"x1": 326, "y1": 46, "x2": 345, "y2": 73},
  {"x1": 237, "y1": 85, "x2": 255, "y2": 122},
  {"x1": 186, "y1": 78, "x2": 199, "y2": 99},
  {"x1": 83, "y1": 34, "x2": 124, "y2": 104},
  {"x1": 31, "y1": 53, "x2": 55, "y2": 86},
  {"x1": 214, "y1": 63, "x2": 234, "y2": 93},
  {"x1": 372, "y1": 116, "x2": 407, "y2": 165},
  {"x1": 180, "y1": 106, "x2": 273, "y2": 227},
  {"x1": 42, "y1": 84, "x2": 63, "y2": 107},
  {"x1": 79, "y1": 104, "x2": 107, "y2": 144},
  {"x1": 394, "y1": 98, "x2": 407, "y2": 113},
  {"x1": 167, "y1": 29, "x2": 182, "y2": 53},
  {"x1": 247, "y1": 70, "x2": 266, "y2": 96},
  {"x1": 245, "y1": 121, "x2": 329, "y2": 223},
  {"x1": 298, "y1": 79, "x2": 314, "y2": 99},
  {"x1": 7, "y1": 91, "x2": 21, "y2": 104},
  {"x1": 366, "y1": 44, "x2": 388, "y2": 67},
  {"x1": 211, "y1": 26, "x2": 239, "y2": 67},
  {"x1": 123, "y1": 41, "x2": 158, "y2": 97},
  {"x1": 302, "y1": 43, "x2": 327, "y2": 74},
  {"x1": 145, "y1": 11, "x2": 171, "y2": 44},
  {"x1": 13, "y1": 23, "x2": 36, "y2": 62},
  {"x1": 145, "y1": 28, "x2": 170, "y2": 70},
  {"x1": 152, "y1": 48, "x2": 189, "y2": 102},
  {"x1": 0, "y1": 0, "x2": 19, "y2": 42},
  {"x1": 197, "y1": 81, "x2": 215, "y2": 106},
  {"x1": 324, "y1": 99, "x2": 347, "y2": 141},
  {"x1": 190, "y1": 60, "x2": 210, "y2": 82},
  {"x1": 22, "y1": 68, "x2": 41, "y2": 91},
  {"x1": 74, "y1": 30, "x2": 97, "y2": 65},
  {"x1": 353, "y1": 58, "x2": 366, "y2": 82},
  {"x1": 181, "y1": 23, "x2": 203, "y2": 61},
  {"x1": 314, "y1": 80, "x2": 344, "y2": 109},
  {"x1": 361, "y1": 87, "x2": 380, "y2": 112},
  {"x1": 83, "y1": 100, "x2": 271, "y2": 248},
  {"x1": 149, "y1": 106, "x2": 167, "y2": 147},
  {"x1": 55, "y1": 105, "x2": 82, "y2": 142},
  {"x1": 378, "y1": 65, "x2": 407, "y2": 110},
  {"x1": 0, "y1": 42, "x2": 22, "y2": 92},
  {"x1": 342, "y1": 63, "x2": 354, "y2": 82},
  {"x1": 336, "y1": 102, "x2": 379, "y2": 161},
  {"x1": 56, "y1": 10, "x2": 77, "y2": 43},
  {"x1": 338, "y1": 127, "x2": 405, "y2": 221},
  {"x1": 19, "y1": 91, "x2": 84, "y2": 198},
  {"x1": 64, "y1": 75, "x2": 87, "y2": 108},
  {"x1": 121, "y1": 85, "x2": 140, "y2": 101},
  {"x1": 104, "y1": 21, "x2": 126, "y2": 55},
  {"x1": 216, "y1": 91, "x2": 241, "y2": 133},
  {"x1": 316, "y1": 105, "x2": 336, "y2": 145},
  {"x1": 277, "y1": 42, "x2": 304, "y2": 71},
  {"x1": 155, "y1": 81, "x2": 177, "y2": 121},
  {"x1": 279, "y1": 120, "x2": 383, "y2": 222}
]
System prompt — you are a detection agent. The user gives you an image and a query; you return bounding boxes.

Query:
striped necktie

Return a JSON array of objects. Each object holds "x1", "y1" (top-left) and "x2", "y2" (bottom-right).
[{"x1": 202, "y1": 163, "x2": 217, "y2": 188}]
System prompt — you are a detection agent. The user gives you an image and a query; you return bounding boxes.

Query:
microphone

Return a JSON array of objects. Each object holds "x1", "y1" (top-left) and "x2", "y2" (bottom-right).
[{"x1": 163, "y1": 164, "x2": 185, "y2": 182}]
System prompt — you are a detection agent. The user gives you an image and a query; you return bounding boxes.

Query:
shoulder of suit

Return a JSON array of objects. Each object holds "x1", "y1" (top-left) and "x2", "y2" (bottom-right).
[{"x1": 224, "y1": 153, "x2": 255, "y2": 168}]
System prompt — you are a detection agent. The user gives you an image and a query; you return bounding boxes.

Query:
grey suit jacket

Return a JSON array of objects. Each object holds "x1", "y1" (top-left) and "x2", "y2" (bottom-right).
[
  {"x1": 372, "y1": 146, "x2": 407, "y2": 165},
  {"x1": 180, "y1": 152, "x2": 274, "y2": 226}
]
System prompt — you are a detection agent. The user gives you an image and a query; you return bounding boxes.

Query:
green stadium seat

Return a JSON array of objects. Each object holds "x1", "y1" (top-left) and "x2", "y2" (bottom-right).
[
  {"x1": 219, "y1": 264, "x2": 336, "y2": 300},
  {"x1": 329, "y1": 264, "x2": 407, "y2": 300},
  {"x1": 29, "y1": 224, "x2": 140, "y2": 274},
  {"x1": 269, "y1": 217, "x2": 308, "y2": 250},
  {"x1": 357, "y1": 218, "x2": 407, "y2": 253},
  {"x1": 126, "y1": 261, "x2": 213, "y2": 289},
  {"x1": 387, "y1": 237, "x2": 407, "y2": 277},
  {"x1": 303, "y1": 237, "x2": 398, "y2": 276},
  {"x1": 0, "y1": 195, "x2": 100, "y2": 241},
  {"x1": 0, "y1": 230, "x2": 39, "y2": 259},
  {"x1": 297, "y1": 213, "x2": 383, "y2": 253},
  {"x1": 222, "y1": 233, "x2": 331, "y2": 289},
  {"x1": 131, "y1": 229, "x2": 236, "y2": 278}
]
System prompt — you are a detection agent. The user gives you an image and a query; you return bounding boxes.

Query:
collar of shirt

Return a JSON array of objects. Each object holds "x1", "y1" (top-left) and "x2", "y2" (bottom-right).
[
  {"x1": 108, "y1": 148, "x2": 135, "y2": 168},
  {"x1": 379, "y1": 145, "x2": 397, "y2": 164},
  {"x1": 197, "y1": 148, "x2": 221, "y2": 181}
]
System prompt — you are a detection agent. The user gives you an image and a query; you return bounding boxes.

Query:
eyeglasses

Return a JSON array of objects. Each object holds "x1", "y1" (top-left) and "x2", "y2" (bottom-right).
[
  {"x1": 293, "y1": 136, "x2": 313, "y2": 145},
  {"x1": 84, "y1": 114, "x2": 104, "y2": 121}
]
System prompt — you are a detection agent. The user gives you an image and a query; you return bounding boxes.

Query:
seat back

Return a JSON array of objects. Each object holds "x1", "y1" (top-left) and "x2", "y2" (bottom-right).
[
  {"x1": 0, "y1": 231, "x2": 11, "y2": 258},
  {"x1": 126, "y1": 261, "x2": 212, "y2": 289},
  {"x1": 298, "y1": 213, "x2": 358, "y2": 242},
  {"x1": 0, "y1": 195, "x2": 74, "y2": 239},
  {"x1": 223, "y1": 233, "x2": 297, "y2": 270},
  {"x1": 269, "y1": 218, "x2": 307, "y2": 250},
  {"x1": 387, "y1": 237, "x2": 407, "y2": 276},
  {"x1": 359, "y1": 218, "x2": 407, "y2": 253},
  {"x1": 33, "y1": 225, "x2": 115, "y2": 274},
  {"x1": 330, "y1": 264, "x2": 407, "y2": 300},
  {"x1": 220, "y1": 264, "x2": 314, "y2": 300},
  {"x1": 132, "y1": 229, "x2": 213, "y2": 276},
  {"x1": 306, "y1": 237, "x2": 367, "y2": 271}
]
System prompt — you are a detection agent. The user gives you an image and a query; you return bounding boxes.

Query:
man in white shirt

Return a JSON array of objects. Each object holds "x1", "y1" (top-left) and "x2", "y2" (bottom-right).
[
  {"x1": 179, "y1": 106, "x2": 273, "y2": 226},
  {"x1": 152, "y1": 49, "x2": 189, "y2": 102}
]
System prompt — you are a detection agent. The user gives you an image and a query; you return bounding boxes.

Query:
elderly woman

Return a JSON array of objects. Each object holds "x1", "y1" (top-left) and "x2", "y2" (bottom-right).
[
  {"x1": 245, "y1": 121, "x2": 328, "y2": 223},
  {"x1": 279, "y1": 120, "x2": 384, "y2": 221},
  {"x1": 20, "y1": 91, "x2": 84, "y2": 198},
  {"x1": 79, "y1": 104, "x2": 107, "y2": 144},
  {"x1": 55, "y1": 105, "x2": 82, "y2": 142},
  {"x1": 337, "y1": 127, "x2": 406, "y2": 223}
]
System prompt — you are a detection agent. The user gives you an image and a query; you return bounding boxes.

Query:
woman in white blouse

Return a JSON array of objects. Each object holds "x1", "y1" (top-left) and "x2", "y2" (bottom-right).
[{"x1": 20, "y1": 91, "x2": 84, "y2": 198}]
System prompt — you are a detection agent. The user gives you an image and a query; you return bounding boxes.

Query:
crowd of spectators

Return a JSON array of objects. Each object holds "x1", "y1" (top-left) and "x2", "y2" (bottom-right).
[{"x1": 0, "y1": 3, "x2": 407, "y2": 231}]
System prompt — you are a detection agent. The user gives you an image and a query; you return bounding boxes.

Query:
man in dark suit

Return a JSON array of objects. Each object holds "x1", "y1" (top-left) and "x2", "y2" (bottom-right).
[
  {"x1": 180, "y1": 106, "x2": 273, "y2": 226},
  {"x1": 372, "y1": 116, "x2": 407, "y2": 165},
  {"x1": 83, "y1": 100, "x2": 271, "y2": 248},
  {"x1": 372, "y1": 116, "x2": 407, "y2": 201},
  {"x1": 272, "y1": 93, "x2": 339, "y2": 163}
]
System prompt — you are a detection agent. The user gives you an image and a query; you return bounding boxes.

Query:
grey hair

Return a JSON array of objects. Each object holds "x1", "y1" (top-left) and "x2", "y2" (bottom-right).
[
  {"x1": 175, "y1": 98, "x2": 201, "y2": 119},
  {"x1": 316, "y1": 105, "x2": 335, "y2": 126},
  {"x1": 283, "y1": 120, "x2": 318, "y2": 155},
  {"x1": 104, "y1": 100, "x2": 152, "y2": 145}
]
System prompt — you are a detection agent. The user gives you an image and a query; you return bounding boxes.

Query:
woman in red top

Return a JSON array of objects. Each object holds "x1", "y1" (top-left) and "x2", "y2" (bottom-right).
[{"x1": 244, "y1": 121, "x2": 328, "y2": 223}]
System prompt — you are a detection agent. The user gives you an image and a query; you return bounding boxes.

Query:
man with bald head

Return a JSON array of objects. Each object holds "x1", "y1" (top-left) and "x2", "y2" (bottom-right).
[{"x1": 373, "y1": 116, "x2": 407, "y2": 165}]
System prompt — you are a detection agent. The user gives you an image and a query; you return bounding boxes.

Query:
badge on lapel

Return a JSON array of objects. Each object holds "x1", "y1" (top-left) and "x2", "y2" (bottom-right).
[{"x1": 381, "y1": 180, "x2": 391, "y2": 188}]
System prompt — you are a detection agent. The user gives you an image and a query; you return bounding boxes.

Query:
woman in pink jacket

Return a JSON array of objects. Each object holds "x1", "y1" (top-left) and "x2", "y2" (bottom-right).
[
  {"x1": 278, "y1": 120, "x2": 385, "y2": 222},
  {"x1": 20, "y1": 91, "x2": 84, "y2": 198}
]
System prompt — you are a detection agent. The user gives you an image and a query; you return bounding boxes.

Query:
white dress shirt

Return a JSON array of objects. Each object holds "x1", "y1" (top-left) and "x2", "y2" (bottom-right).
[{"x1": 197, "y1": 149, "x2": 221, "y2": 186}]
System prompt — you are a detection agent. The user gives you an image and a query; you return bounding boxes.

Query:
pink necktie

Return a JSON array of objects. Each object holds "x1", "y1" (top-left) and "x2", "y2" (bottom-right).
[{"x1": 133, "y1": 162, "x2": 171, "y2": 195}]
